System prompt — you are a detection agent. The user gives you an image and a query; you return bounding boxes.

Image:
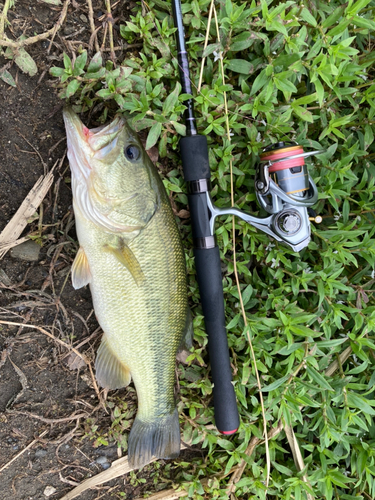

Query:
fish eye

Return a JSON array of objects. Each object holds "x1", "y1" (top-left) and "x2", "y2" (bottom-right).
[{"x1": 125, "y1": 144, "x2": 140, "y2": 162}]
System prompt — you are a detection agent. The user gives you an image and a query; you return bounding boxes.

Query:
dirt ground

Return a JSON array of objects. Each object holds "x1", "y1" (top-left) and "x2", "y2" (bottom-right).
[{"x1": 0, "y1": 1, "x2": 190, "y2": 499}]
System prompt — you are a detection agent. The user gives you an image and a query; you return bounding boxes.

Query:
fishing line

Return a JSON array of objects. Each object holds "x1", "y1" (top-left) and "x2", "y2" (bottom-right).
[{"x1": 204, "y1": 0, "x2": 270, "y2": 487}]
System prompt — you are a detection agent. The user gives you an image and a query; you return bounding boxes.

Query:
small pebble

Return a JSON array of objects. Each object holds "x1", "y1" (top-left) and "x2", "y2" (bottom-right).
[
  {"x1": 35, "y1": 449, "x2": 47, "y2": 457},
  {"x1": 0, "y1": 269, "x2": 11, "y2": 285},
  {"x1": 10, "y1": 240, "x2": 41, "y2": 262},
  {"x1": 96, "y1": 455, "x2": 109, "y2": 465},
  {"x1": 43, "y1": 486, "x2": 56, "y2": 497},
  {"x1": 64, "y1": 26, "x2": 75, "y2": 35},
  {"x1": 80, "y1": 14, "x2": 88, "y2": 23}
]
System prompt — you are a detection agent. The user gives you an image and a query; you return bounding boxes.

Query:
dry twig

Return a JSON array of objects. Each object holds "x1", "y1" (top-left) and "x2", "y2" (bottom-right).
[
  {"x1": 0, "y1": 171, "x2": 54, "y2": 258},
  {"x1": 60, "y1": 444, "x2": 188, "y2": 500},
  {"x1": 86, "y1": 0, "x2": 100, "y2": 52},
  {"x1": 7, "y1": 410, "x2": 89, "y2": 424},
  {"x1": 0, "y1": 0, "x2": 70, "y2": 49}
]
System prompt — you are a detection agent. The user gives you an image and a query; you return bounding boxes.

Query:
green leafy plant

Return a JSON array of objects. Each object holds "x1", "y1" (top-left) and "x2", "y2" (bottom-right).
[{"x1": 50, "y1": 0, "x2": 375, "y2": 499}]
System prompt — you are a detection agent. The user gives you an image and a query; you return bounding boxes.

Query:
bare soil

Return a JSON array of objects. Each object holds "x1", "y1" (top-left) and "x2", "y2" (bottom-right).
[{"x1": 0, "y1": 1, "x2": 190, "y2": 499}]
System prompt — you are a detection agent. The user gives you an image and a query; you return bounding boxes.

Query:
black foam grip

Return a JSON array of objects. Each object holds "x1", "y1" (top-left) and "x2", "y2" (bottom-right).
[
  {"x1": 180, "y1": 135, "x2": 210, "y2": 181},
  {"x1": 194, "y1": 246, "x2": 240, "y2": 433}
]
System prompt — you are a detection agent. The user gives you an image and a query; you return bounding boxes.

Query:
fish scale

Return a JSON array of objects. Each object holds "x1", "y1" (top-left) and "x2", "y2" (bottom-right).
[{"x1": 63, "y1": 108, "x2": 190, "y2": 468}]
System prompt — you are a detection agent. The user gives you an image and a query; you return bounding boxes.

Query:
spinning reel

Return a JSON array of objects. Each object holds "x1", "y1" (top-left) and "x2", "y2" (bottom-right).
[{"x1": 206, "y1": 142, "x2": 323, "y2": 252}]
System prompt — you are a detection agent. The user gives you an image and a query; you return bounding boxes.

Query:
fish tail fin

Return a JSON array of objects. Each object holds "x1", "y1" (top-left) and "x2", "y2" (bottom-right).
[{"x1": 128, "y1": 408, "x2": 180, "y2": 469}]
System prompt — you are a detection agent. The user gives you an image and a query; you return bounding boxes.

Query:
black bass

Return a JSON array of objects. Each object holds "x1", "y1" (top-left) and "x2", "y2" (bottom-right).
[{"x1": 63, "y1": 108, "x2": 191, "y2": 468}]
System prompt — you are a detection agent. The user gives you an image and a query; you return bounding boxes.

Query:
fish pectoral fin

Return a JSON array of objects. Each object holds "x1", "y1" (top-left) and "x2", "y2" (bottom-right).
[
  {"x1": 95, "y1": 335, "x2": 131, "y2": 390},
  {"x1": 104, "y1": 239, "x2": 145, "y2": 286},
  {"x1": 71, "y1": 247, "x2": 91, "y2": 289}
]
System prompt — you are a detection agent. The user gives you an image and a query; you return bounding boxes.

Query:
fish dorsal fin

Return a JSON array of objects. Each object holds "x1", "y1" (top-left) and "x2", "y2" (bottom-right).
[
  {"x1": 71, "y1": 247, "x2": 91, "y2": 289},
  {"x1": 95, "y1": 335, "x2": 131, "y2": 390},
  {"x1": 104, "y1": 238, "x2": 145, "y2": 285}
]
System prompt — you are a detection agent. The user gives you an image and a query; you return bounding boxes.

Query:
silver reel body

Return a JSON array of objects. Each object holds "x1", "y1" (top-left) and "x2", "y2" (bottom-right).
[{"x1": 207, "y1": 143, "x2": 323, "y2": 252}]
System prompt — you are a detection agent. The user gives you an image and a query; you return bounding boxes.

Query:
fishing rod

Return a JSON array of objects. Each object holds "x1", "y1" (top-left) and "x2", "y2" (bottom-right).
[{"x1": 171, "y1": 0, "x2": 323, "y2": 434}]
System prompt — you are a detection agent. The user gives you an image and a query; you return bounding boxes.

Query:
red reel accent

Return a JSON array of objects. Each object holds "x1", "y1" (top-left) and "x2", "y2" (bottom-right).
[{"x1": 261, "y1": 147, "x2": 305, "y2": 172}]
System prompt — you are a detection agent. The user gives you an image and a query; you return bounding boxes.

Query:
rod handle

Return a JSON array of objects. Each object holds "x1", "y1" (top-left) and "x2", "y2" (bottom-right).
[{"x1": 194, "y1": 246, "x2": 240, "y2": 434}]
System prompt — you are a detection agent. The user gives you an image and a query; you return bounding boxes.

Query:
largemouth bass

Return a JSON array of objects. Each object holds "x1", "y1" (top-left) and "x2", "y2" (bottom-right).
[{"x1": 63, "y1": 108, "x2": 191, "y2": 468}]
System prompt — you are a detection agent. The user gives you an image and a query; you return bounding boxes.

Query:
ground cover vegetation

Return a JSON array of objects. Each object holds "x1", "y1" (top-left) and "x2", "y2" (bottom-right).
[{"x1": 1, "y1": 0, "x2": 375, "y2": 498}]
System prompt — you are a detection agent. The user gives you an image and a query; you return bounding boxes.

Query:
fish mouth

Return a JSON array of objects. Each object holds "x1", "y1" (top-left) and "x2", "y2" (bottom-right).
[{"x1": 63, "y1": 107, "x2": 125, "y2": 178}]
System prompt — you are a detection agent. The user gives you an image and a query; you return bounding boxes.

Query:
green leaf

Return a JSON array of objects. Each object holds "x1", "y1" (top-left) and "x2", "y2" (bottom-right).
[
  {"x1": 230, "y1": 33, "x2": 254, "y2": 52},
  {"x1": 327, "y1": 18, "x2": 352, "y2": 37},
  {"x1": 49, "y1": 66, "x2": 65, "y2": 77},
  {"x1": 346, "y1": 392, "x2": 375, "y2": 415},
  {"x1": 290, "y1": 325, "x2": 320, "y2": 337},
  {"x1": 96, "y1": 88, "x2": 114, "y2": 99},
  {"x1": 250, "y1": 69, "x2": 270, "y2": 96},
  {"x1": 261, "y1": 374, "x2": 289, "y2": 392},
  {"x1": 145, "y1": 122, "x2": 162, "y2": 150},
  {"x1": 226, "y1": 314, "x2": 241, "y2": 330},
  {"x1": 315, "y1": 338, "x2": 348, "y2": 348},
  {"x1": 170, "y1": 121, "x2": 186, "y2": 136},
  {"x1": 162, "y1": 82, "x2": 181, "y2": 115},
  {"x1": 274, "y1": 77, "x2": 297, "y2": 94},
  {"x1": 63, "y1": 53, "x2": 72, "y2": 72},
  {"x1": 66, "y1": 79, "x2": 81, "y2": 98},
  {"x1": 291, "y1": 103, "x2": 314, "y2": 123},
  {"x1": 87, "y1": 52, "x2": 103, "y2": 73},
  {"x1": 293, "y1": 94, "x2": 317, "y2": 106},
  {"x1": 226, "y1": 59, "x2": 253, "y2": 75},
  {"x1": 364, "y1": 124, "x2": 374, "y2": 150},
  {"x1": 73, "y1": 51, "x2": 88, "y2": 75},
  {"x1": 300, "y1": 8, "x2": 317, "y2": 26},
  {"x1": 346, "y1": 0, "x2": 373, "y2": 17},
  {"x1": 217, "y1": 438, "x2": 235, "y2": 450},
  {"x1": 314, "y1": 79, "x2": 324, "y2": 107},
  {"x1": 322, "y1": 5, "x2": 345, "y2": 29},
  {"x1": 306, "y1": 365, "x2": 334, "y2": 391}
]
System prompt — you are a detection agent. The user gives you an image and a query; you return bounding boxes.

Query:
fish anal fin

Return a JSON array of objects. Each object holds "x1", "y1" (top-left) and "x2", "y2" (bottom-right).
[
  {"x1": 104, "y1": 238, "x2": 145, "y2": 285},
  {"x1": 71, "y1": 247, "x2": 91, "y2": 289},
  {"x1": 95, "y1": 335, "x2": 131, "y2": 390}
]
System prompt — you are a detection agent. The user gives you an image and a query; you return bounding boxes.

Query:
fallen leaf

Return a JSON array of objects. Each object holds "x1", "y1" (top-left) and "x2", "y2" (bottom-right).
[
  {"x1": 0, "y1": 69, "x2": 16, "y2": 87},
  {"x1": 65, "y1": 352, "x2": 87, "y2": 371},
  {"x1": 14, "y1": 48, "x2": 38, "y2": 77}
]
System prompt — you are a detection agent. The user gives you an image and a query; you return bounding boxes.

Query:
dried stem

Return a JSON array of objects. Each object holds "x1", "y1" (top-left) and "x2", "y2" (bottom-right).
[
  {"x1": 105, "y1": 0, "x2": 115, "y2": 62},
  {"x1": 87, "y1": 0, "x2": 100, "y2": 52},
  {"x1": 197, "y1": 0, "x2": 215, "y2": 92},
  {"x1": 212, "y1": 2, "x2": 271, "y2": 489},
  {"x1": 0, "y1": 0, "x2": 12, "y2": 41}
]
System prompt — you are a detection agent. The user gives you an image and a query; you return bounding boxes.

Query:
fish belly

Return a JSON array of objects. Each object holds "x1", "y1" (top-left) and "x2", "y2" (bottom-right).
[{"x1": 74, "y1": 199, "x2": 187, "y2": 467}]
